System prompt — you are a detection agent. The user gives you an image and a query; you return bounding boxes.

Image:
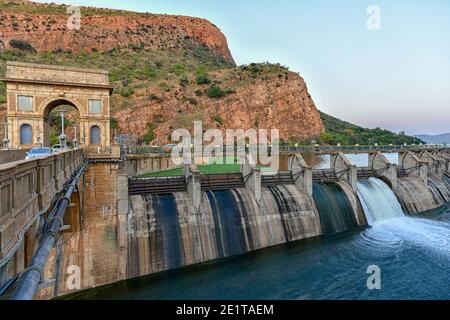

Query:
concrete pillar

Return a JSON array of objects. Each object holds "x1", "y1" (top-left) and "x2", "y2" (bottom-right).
[
  {"x1": 399, "y1": 151, "x2": 428, "y2": 185},
  {"x1": 116, "y1": 173, "x2": 129, "y2": 280},
  {"x1": 288, "y1": 153, "x2": 313, "y2": 197},
  {"x1": 330, "y1": 152, "x2": 357, "y2": 192},
  {"x1": 368, "y1": 152, "x2": 398, "y2": 191},
  {"x1": 240, "y1": 155, "x2": 261, "y2": 204},
  {"x1": 184, "y1": 164, "x2": 201, "y2": 210},
  {"x1": 420, "y1": 151, "x2": 445, "y2": 180}
]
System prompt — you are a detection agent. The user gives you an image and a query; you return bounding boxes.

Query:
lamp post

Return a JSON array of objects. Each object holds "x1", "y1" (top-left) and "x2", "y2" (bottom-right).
[
  {"x1": 2, "y1": 119, "x2": 9, "y2": 150},
  {"x1": 58, "y1": 109, "x2": 68, "y2": 149},
  {"x1": 73, "y1": 123, "x2": 79, "y2": 149}
]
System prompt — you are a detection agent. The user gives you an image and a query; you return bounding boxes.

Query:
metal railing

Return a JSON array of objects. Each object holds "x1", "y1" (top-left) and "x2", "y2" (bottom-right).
[{"x1": 122, "y1": 144, "x2": 448, "y2": 155}]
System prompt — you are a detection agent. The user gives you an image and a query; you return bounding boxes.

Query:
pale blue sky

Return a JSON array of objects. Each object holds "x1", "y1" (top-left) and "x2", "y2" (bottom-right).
[{"x1": 35, "y1": 0, "x2": 450, "y2": 135}]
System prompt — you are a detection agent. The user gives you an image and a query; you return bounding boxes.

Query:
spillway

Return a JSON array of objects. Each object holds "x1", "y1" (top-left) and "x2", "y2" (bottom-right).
[
  {"x1": 396, "y1": 177, "x2": 446, "y2": 213},
  {"x1": 445, "y1": 174, "x2": 450, "y2": 190},
  {"x1": 127, "y1": 184, "x2": 321, "y2": 276},
  {"x1": 312, "y1": 182, "x2": 358, "y2": 234},
  {"x1": 206, "y1": 190, "x2": 248, "y2": 257},
  {"x1": 357, "y1": 178, "x2": 404, "y2": 224},
  {"x1": 70, "y1": 205, "x2": 450, "y2": 300},
  {"x1": 428, "y1": 178, "x2": 450, "y2": 205},
  {"x1": 148, "y1": 194, "x2": 184, "y2": 270}
]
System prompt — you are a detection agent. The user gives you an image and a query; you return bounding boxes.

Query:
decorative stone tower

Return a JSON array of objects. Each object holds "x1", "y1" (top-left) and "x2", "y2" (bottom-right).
[{"x1": 1, "y1": 61, "x2": 113, "y2": 149}]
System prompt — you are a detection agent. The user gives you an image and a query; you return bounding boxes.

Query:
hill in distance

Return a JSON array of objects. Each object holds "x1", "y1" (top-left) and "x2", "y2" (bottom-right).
[
  {"x1": 414, "y1": 133, "x2": 450, "y2": 145},
  {"x1": 319, "y1": 112, "x2": 424, "y2": 146}
]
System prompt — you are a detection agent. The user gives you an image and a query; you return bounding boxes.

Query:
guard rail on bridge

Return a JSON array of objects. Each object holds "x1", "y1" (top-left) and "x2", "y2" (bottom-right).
[
  {"x1": 0, "y1": 149, "x2": 84, "y2": 265},
  {"x1": 122, "y1": 144, "x2": 448, "y2": 155}
]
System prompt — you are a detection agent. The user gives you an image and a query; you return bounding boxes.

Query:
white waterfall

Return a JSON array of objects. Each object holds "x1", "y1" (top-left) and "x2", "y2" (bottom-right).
[{"x1": 357, "y1": 178, "x2": 404, "y2": 225}]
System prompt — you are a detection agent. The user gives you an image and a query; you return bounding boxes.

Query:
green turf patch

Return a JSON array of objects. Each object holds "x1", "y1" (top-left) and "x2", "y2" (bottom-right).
[{"x1": 135, "y1": 163, "x2": 271, "y2": 178}]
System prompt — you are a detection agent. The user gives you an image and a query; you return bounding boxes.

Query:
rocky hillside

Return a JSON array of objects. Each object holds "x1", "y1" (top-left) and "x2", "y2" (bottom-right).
[
  {"x1": 114, "y1": 64, "x2": 324, "y2": 142},
  {"x1": 0, "y1": 0, "x2": 234, "y2": 63},
  {"x1": 0, "y1": 0, "x2": 325, "y2": 143}
]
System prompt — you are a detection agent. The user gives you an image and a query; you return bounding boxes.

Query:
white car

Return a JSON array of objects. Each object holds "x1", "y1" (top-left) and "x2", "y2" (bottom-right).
[{"x1": 25, "y1": 147, "x2": 54, "y2": 160}]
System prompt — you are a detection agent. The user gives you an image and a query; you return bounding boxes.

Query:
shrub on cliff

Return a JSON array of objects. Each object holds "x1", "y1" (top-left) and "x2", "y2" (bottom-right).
[
  {"x1": 9, "y1": 39, "x2": 36, "y2": 52},
  {"x1": 207, "y1": 86, "x2": 225, "y2": 98},
  {"x1": 110, "y1": 118, "x2": 119, "y2": 130},
  {"x1": 179, "y1": 76, "x2": 189, "y2": 87},
  {"x1": 143, "y1": 123, "x2": 156, "y2": 144},
  {"x1": 196, "y1": 74, "x2": 211, "y2": 85},
  {"x1": 119, "y1": 87, "x2": 135, "y2": 97},
  {"x1": 0, "y1": 82, "x2": 6, "y2": 104},
  {"x1": 214, "y1": 116, "x2": 224, "y2": 126}
]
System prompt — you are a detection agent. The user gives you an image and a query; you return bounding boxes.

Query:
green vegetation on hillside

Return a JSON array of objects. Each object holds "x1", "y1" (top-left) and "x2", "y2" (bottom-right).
[
  {"x1": 318, "y1": 112, "x2": 425, "y2": 145},
  {"x1": 0, "y1": 43, "x2": 233, "y2": 112},
  {"x1": 0, "y1": 0, "x2": 142, "y2": 16}
]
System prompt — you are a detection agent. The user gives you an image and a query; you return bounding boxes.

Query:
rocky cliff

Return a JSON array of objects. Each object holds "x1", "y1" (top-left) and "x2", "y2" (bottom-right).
[
  {"x1": 0, "y1": 0, "x2": 234, "y2": 63},
  {"x1": 114, "y1": 67, "x2": 324, "y2": 142},
  {"x1": 0, "y1": 0, "x2": 325, "y2": 143}
]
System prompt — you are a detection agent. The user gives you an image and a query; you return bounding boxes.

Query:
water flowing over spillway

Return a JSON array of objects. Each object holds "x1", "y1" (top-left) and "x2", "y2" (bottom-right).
[
  {"x1": 70, "y1": 205, "x2": 450, "y2": 300},
  {"x1": 206, "y1": 190, "x2": 248, "y2": 257},
  {"x1": 147, "y1": 194, "x2": 184, "y2": 270},
  {"x1": 312, "y1": 182, "x2": 358, "y2": 234},
  {"x1": 357, "y1": 178, "x2": 404, "y2": 224},
  {"x1": 127, "y1": 185, "x2": 321, "y2": 276}
]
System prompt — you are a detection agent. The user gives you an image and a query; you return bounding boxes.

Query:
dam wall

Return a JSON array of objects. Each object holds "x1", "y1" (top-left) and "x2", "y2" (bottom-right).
[
  {"x1": 123, "y1": 154, "x2": 179, "y2": 176},
  {"x1": 395, "y1": 177, "x2": 448, "y2": 214},
  {"x1": 22, "y1": 150, "x2": 450, "y2": 299},
  {"x1": 127, "y1": 185, "x2": 321, "y2": 276},
  {"x1": 35, "y1": 160, "x2": 129, "y2": 299}
]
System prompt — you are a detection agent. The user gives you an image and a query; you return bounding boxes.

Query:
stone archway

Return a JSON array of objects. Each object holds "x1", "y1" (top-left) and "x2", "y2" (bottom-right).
[
  {"x1": 1, "y1": 61, "x2": 113, "y2": 148},
  {"x1": 41, "y1": 98, "x2": 81, "y2": 148}
]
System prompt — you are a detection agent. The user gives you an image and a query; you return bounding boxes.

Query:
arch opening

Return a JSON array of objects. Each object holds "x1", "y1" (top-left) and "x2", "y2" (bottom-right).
[{"x1": 43, "y1": 99, "x2": 80, "y2": 148}]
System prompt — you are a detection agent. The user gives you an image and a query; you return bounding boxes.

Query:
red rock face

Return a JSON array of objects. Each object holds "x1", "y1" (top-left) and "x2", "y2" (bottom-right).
[
  {"x1": 114, "y1": 72, "x2": 325, "y2": 143},
  {"x1": 0, "y1": 7, "x2": 234, "y2": 63},
  {"x1": 0, "y1": 1, "x2": 325, "y2": 143}
]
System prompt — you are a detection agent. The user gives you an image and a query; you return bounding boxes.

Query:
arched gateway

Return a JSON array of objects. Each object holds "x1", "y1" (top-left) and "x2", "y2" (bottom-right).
[{"x1": 1, "y1": 61, "x2": 113, "y2": 148}]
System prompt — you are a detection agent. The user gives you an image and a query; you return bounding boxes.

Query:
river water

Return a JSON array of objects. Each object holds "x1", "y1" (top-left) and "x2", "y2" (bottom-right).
[{"x1": 68, "y1": 204, "x2": 450, "y2": 300}]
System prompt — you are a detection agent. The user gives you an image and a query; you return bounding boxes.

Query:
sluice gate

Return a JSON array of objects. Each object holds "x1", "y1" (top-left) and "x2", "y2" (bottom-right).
[
  {"x1": 128, "y1": 177, "x2": 187, "y2": 195},
  {"x1": 261, "y1": 171, "x2": 294, "y2": 186}
]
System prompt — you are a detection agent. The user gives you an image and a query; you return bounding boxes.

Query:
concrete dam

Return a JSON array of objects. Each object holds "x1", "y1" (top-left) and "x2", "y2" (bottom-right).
[
  {"x1": 124, "y1": 150, "x2": 450, "y2": 280},
  {"x1": 1, "y1": 146, "x2": 450, "y2": 299}
]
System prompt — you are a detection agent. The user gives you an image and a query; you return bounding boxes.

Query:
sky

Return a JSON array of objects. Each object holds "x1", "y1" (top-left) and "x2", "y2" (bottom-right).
[{"x1": 34, "y1": 0, "x2": 450, "y2": 135}]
